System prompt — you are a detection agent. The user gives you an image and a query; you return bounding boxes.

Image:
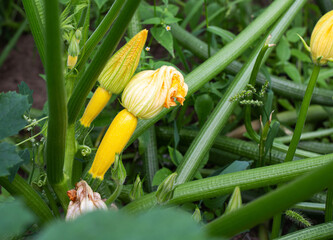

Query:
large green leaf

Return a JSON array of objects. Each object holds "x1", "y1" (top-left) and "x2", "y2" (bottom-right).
[
  {"x1": 18, "y1": 82, "x2": 33, "y2": 106},
  {"x1": 151, "y1": 26, "x2": 175, "y2": 57},
  {"x1": 0, "y1": 92, "x2": 30, "y2": 139},
  {"x1": 37, "y1": 208, "x2": 215, "y2": 240},
  {"x1": 0, "y1": 199, "x2": 36, "y2": 239},
  {"x1": 0, "y1": 142, "x2": 23, "y2": 177}
]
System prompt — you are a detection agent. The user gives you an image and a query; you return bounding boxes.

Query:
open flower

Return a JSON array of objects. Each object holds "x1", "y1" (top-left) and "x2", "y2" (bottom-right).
[
  {"x1": 87, "y1": 66, "x2": 187, "y2": 180},
  {"x1": 309, "y1": 10, "x2": 333, "y2": 65},
  {"x1": 80, "y1": 29, "x2": 148, "y2": 127},
  {"x1": 122, "y1": 66, "x2": 188, "y2": 119},
  {"x1": 66, "y1": 180, "x2": 107, "y2": 220}
]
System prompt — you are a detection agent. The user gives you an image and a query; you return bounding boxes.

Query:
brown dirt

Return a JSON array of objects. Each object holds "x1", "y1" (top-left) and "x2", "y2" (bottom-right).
[{"x1": 0, "y1": 34, "x2": 46, "y2": 109}]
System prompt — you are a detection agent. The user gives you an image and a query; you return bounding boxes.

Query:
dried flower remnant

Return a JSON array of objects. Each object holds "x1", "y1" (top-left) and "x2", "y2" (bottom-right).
[{"x1": 65, "y1": 180, "x2": 107, "y2": 220}]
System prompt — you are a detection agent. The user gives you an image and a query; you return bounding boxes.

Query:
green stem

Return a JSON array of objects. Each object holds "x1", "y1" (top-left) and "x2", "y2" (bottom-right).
[
  {"x1": 68, "y1": 0, "x2": 141, "y2": 125},
  {"x1": 325, "y1": 186, "x2": 333, "y2": 222},
  {"x1": 123, "y1": 153, "x2": 333, "y2": 214},
  {"x1": 157, "y1": 127, "x2": 300, "y2": 164},
  {"x1": 284, "y1": 64, "x2": 321, "y2": 162},
  {"x1": 293, "y1": 202, "x2": 325, "y2": 211},
  {"x1": 0, "y1": 175, "x2": 54, "y2": 223},
  {"x1": 274, "y1": 222, "x2": 333, "y2": 240},
  {"x1": 204, "y1": 157, "x2": 333, "y2": 238},
  {"x1": 127, "y1": 9, "x2": 141, "y2": 38},
  {"x1": 105, "y1": 184, "x2": 123, "y2": 205},
  {"x1": 44, "y1": 0, "x2": 68, "y2": 208},
  {"x1": 43, "y1": 182, "x2": 60, "y2": 218},
  {"x1": 64, "y1": 123, "x2": 76, "y2": 187},
  {"x1": 271, "y1": 214, "x2": 282, "y2": 239},
  {"x1": 144, "y1": 126, "x2": 159, "y2": 192},
  {"x1": 75, "y1": 0, "x2": 125, "y2": 73},
  {"x1": 276, "y1": 128, "x2": 333, "y2": 144},
  {"x1": 22, "y1": 0, "x2": 45, "y2": 67}
]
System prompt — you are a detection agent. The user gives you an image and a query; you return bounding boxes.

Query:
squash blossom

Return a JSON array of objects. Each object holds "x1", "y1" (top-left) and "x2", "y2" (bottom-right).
[
  {"x1": 308, "y1": 10, "x2": 333, "y2": 65},
  {"x1": 80, "y1": 29, "x2": 148, "y2": 127},
  {"x1": 88, "y1": 66, "x2": 188, "y2": 180}
]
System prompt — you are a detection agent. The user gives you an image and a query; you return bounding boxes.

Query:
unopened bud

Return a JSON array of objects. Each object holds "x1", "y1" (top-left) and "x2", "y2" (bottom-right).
[
  {"x1": 65, "y1": 180, "x2": 107, "y2": 221},
  {"x1": 75, "y1": 29, "x2": 82, "y2": 42},
  {"x1": 111, "y1": 154, "x2": 127, "y2": 185},
  {"x1": 224, "y1": 186, "x2": 242, "y2": 214},
  {"x1": 129, "y1": 175, "x2": 144, "y2": 201},
  {"x1": 192, "y1": 207, "x2": 202, "y2": 223},
  {"x1": 155, "y1": 172, "x2": 177, "y2": 204}
]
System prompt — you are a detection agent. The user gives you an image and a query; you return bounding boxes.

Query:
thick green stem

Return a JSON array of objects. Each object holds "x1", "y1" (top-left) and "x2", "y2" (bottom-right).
[
  {"x1": 44, "y1": 0, "x2": 68, "y2": 208},
  {"x1": 22, "y1": 0, "x2": 45, "y2": 67},
  {"x1": 275, "y1": 222, "x2": 333, "y2": 239},
  {"x1": 75, "y1": 0, "x2": 125, "y2": 73},
  {"x1": 276, "y1": 128, "x2": 333, "y2": 144},
  {"x1": 325, "y1": 185, "x2": 333, "y2": 222},
  {"x1": 144, "y1": 127, "x2": 159, "y2": 192},
  {"x1": 156, "y1": 127, "x2": 300, "y2": 164},
  {"x1": 64, "y1": 123, "x2": 76, "y2": 187},
  {"x1": 204, "y1": 158, "x2": 333, "y2": 238},
  {"x1": 0, "y1": 175, "x2": 54, "y2": 223},
  {"x1": 284, "y1": 65, "x2": 321, "y2": 162},
  {"x1": 123, "y1": 153, "x2": 333, "y2": 214}
]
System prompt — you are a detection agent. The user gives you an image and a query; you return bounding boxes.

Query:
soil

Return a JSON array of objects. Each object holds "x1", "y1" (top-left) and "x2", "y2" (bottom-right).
[{"x1": 0, "y1": 34, "x2": 46, "y2": 109}]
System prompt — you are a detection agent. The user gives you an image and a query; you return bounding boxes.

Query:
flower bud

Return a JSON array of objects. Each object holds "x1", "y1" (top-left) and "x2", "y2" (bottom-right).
[
  {"x1": 79, "y1": 29, "x2": 148, "y2": 127},
  {"x1": 65, "y1": 180, "x2": 107, "y2": 221},
  {"x1": 192, "y1": 207, "x2": 202, "y2": 223},
  {"x1": 98, "y1": 29, "x2": 148, "y2": 94},
  {"x1": 129, "y1": 175, "x2": 144, "y2": 201},
  {"x1": 155, "y1": 172, "x2": 177, "y2": 204},
  {"x1": 224, "y1": 186, "x2": 242, "y2": 215},
  {"x1": 310, "y1": 10, "x2": 333, "y2": 64},
  {"x1": 111, "y1": 154, "x2": 127, "y2": 185},
  {"x1": 122, "y1": 66, "x2": 188, "y2": 119}
]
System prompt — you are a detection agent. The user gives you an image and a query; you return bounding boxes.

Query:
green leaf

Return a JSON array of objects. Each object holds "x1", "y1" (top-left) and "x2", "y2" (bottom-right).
[
  {"x1": 152, "y1": 167, "x2": 173, "y2": 186},
  {"x1": 290, "y1": 49, "x2": 311, "y2": 63},
  {"x1": 37, "y1": 208, "x2": 212, "y2": 240},
  {"x1": 0, "y1": 92, "x2": 30, "y2": 139},
  {"x1": 151, "y1": 26, "x2": 174, "y2": 57},
  {"x1": 0, "y1": 199, "x2": 36, "y2": 239},
  {"x1": 207, "y1": 26, "x2": 235, "y2": 43},
  {"x1": 142, "y1": 17, "x2": 161, "y2": 25},
  {"x1": 168, "y1": 146, "x2": 183, "y2": 166},
  {"x1": 164, "y1": 17, "x2": 181, "y2": 24},
  {"x1": 222, "y1": 161, "x2": 250, "y2": 175},
  {"x1": 264, "y1": 121, "x2": 280, "y2": 158},
  {"x1": 284, "y1": 63, "x2": 301, "y2": 83},
  {"x1": 18, "y1": 82, "x2": 33, "y2": 106},
  {"x1": 276, "y1": 37, "x2": 290, "y2": 62},
  {"x1": 9, "y1": 149, "x2": 30, "y2": 182},
  {"x1": 93, "y1": 0, "x2": 108, "y2": 9},
  {"x1": 286, "y1": 27, "x2": 306, "y2": 43},
  {"x1": 194, "y1": 94, "x2": 214, "y2": 127},
  {"x1": 0, "y1": 142, "x2": 23, "y2": 177}
]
